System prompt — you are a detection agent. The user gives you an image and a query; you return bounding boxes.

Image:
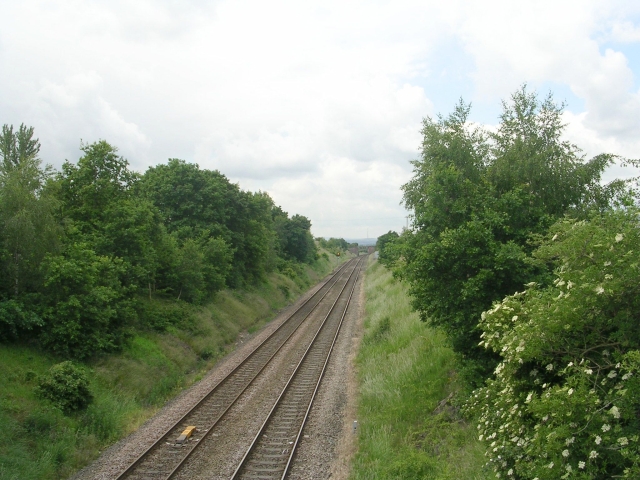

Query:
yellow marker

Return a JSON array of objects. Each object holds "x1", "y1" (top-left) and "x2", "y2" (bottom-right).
[{"x1": 176, "y1": 426, "x2": 197, "y2": 444}]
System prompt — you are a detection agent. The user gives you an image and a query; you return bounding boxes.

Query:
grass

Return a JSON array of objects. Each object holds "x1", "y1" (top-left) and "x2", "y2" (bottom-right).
[
  {"x1": 0, "y1": 249, "x2": 347, "y2": 479},
  {"x1": 350, "y1": 258, "x2": 490, "y2": 480}
]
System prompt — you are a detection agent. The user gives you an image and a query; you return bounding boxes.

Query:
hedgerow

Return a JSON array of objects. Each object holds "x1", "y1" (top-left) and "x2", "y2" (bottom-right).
[{"x1": 465, "y1": 209, "x2": 640, "y2": 479}]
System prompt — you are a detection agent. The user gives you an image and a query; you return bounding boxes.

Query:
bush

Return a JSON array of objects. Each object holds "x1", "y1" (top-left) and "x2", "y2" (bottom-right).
[
  {"x1": 466, "y1": 209, "x2": 640, "y2": 479},
  {"x1": 35, "y1": 361, "x2": 93, "y2": 414}
]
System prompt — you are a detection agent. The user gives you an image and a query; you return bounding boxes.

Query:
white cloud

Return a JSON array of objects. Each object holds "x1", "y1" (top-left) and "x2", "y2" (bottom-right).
[{"x1": 1, "y1": 0, "x2": 639, "y2": 237}]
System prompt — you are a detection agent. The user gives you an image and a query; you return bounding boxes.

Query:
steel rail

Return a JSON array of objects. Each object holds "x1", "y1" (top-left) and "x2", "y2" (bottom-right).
[
  {"x1": 230, "y1": 255, "x2": 365, "y2": 479},
  {"x1": 115, "y1": 258, "x2": 357, "y2": 480}
]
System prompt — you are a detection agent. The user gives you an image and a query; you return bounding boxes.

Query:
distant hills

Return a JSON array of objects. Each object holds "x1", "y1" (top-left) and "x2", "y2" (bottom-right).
[{"x1": 343, "y1": 237, "x2": 377, "y2": 246}]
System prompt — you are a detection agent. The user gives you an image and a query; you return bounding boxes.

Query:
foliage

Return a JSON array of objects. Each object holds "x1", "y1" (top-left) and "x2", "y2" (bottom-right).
[
  {"x1": 35, "y1": 361, "x2": 93, "y2": 414},
  {"x1": 465, "y1": 209, "x2": 640, "y2": 479},
  {"x1": 375, "y1": 230, "x2": 399, "y2": 265},
  {"x1": 39, "y1": 243, "x2": 136, "y2": 359},
  {"x1": 316, "y1": 237, "x2": 349, "y2": 253},
  {"x1": 0, "y1": 124, "x2": 59, "y2": 301},
  {"x1": 395, "y1": 87, "x2": 618, "y2": 379},
  {"x1": 0, "y1": 299, "x2": 43, "y2": 341}
]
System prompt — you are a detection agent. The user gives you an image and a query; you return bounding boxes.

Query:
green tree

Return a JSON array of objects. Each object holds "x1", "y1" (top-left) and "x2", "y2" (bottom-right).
[
  {"x1": 376, "y1": 230, "x2": 399, "y2": 265},
  {"x1": 396, "y1": 88, "x2": 616, "y2": 380},
  {"x1": 40, "y1": 242, "x2": 136, "y2": 359},
  {"x1": 0, "y1": 125, "x2": 58, "y2": 339}
]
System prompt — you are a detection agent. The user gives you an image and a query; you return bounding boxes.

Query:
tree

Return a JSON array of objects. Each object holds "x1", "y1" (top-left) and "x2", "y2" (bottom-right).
[
  {"x1": 0, "y1": 125, "x2": 58, "y2": 341},
  {"x1": 396, "y1": 88, "x2": 617, "y2": 380},
  {"x1": 39, "y1": 242, "x2": 136, "y2": 359},
  {"x1": 376, "y1": 230, "x2": 399, "y2": 265}
]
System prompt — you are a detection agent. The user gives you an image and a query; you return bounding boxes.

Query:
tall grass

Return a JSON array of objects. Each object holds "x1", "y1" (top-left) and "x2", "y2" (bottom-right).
[
  {"x1": 350, "y1": 258, "x2": 489, "y2": 480},
  {"x1": 0, "y1": 250, "x2": 346, "y2": 479}
]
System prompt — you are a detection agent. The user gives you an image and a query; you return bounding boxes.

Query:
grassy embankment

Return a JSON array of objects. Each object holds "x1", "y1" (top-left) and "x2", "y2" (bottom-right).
[
  {"x1": 350, "y1": 258, "x2": 489, "y2": 480},
  {"x1": 0, "y1": 250, "x2": 347, "y2": 480}
]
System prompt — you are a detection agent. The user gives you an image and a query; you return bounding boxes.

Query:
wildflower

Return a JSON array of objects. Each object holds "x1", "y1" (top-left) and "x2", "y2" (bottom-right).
[
  {"x1": 595, "y1": 285, "x2": 605, "y2": 295},
  {"x1": 618, "y1": 437, "x2": 629, "y2": 446},
  {"x1": 585, "y1": 369, "x2": 593, "y2": 375},
  {"x1": 566, "y1": 437, "x2": 575, "y2": 445},
  {"x1": 567, "y1": 281, "x2": 574, "y2": 289},
  {"x1": 525, "y1": 392, "x2": 533, "y2": 403},
  {"x1": 604, "y1": 261, "x2": 611, "y2": 267},
  {"x1": 548, "y1": 462, "x2": 554, "y2": 468},
  {"x1": 566, "y1": 465, "x2": 572, "y2": 472},
  {"x1": 616, "y1": 233, "x2": 624, "y2": 242},
  {"x1": 595, "y1": 435, "x2": 602, "y2": 445},
  {"x1": 578, "y1": 461, "x2": 585, "y2": 469},
  {"x1": 507, "y1": 469, "x2": 513, "y2": 476},
  {"x1": 602, "y1": 424, "x2": 611, "y2": 432},
  {"x1": 568, "y1": 388, "x2": 574, "y2": 395},
  {"x1": 552, "y1": 234, "x2": 558, "y2": 241},
  {"x1": 622, "y1": 373, "x2": 632, "y2": 380},
  {"x1": 567, "y1": 362, "x2": 573, "y2": 367},
  {"x1": 609, "y1": 406, "x2": 620, "y2": 419},
  {"x1": 590, "y1": 450, "x2": 598, "y2": 459},
  {"x1": 562, "y1": 449, "x2": 570, "y2": 457},
  {"x1": 546, "y1": 364, "x2": 554, "y2": 371},
  {"x1": 608, "y1": 371, "x2": 617, "y2": 379}
]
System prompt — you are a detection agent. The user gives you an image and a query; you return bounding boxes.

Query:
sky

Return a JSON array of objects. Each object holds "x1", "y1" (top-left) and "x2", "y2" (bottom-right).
[{"x1": 1, "y1": 0, "x2": 640, "y2": 239}]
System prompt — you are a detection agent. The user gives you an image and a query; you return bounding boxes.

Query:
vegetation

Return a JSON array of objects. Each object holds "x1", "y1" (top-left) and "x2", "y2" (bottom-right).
[
  {"x1": 0, "y1": 247, "x2": 344, "y2": 479},
  {"x1": 0, "y1": 123, "x2": 336, "y2": 479},
  {"x1": 351, "y1": 257, "x2": 488, "y2": 479},
  {"x1": 382, "y1": 85, "x2": 640, "y2": 479}
]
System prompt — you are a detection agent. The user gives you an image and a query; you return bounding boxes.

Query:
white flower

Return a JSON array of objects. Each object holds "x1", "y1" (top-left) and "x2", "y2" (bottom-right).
[
  {"x1": 562, "y1": 449, "x2": 570, "y2": 457},
  {"x1": 548, "y1": 461, "x2": 554, "y2": 468},
  {"x1": 566, "y1": 465, "x2": 572, "y2": 472},
  {"x1": 546, "y1": 364, "x2": 554, "y2": 371},
  {"x1": 590, "y1": 450, "x2": 598, "y2": 459},
  {"x1": 507, "y1": 468, "x2": 513, "y2": 476},
  {"x1": 604, "y1": 261, "x2": 611, "y2": 267},
  {"x1": 552, "y1": 234, "x2": 558, "y2": 241},
  {"x1": 567, "y1": 281, "x2": 574, "y2": 289},
  {"x1": 578, "y1": 461, "x2": 585, "y2": 469},
  {"x1": 566, "y1": 437, "x2": 575, "y2": 445},
  {"x1": 608, "y1": 371, "x2": 617, "y2": 379},
  {"x1": 595, "y1": 285, "x2": 605, "y2": 295},
  {"x1": 609, "y1": 406, "x2": 620, "y2": 419},
  {"x1": 567, "y1": 362, "x2": 574, "y2": 367},
  {"x1": 525, "y1": 392, "x2": 533, "y2": 403},
  {"x1": 568, "y1": 388, "x2": 574, "y2": 395},
  {"x1": 585, "y1": 369, "x2": 593, "y2": 375},
  {"x1": 622, "y1": 373, "x2": 632, "y2": 380},
  {"x1": 595, "y1": 435, "x2": 602, "y2": 445},
  {"x1": 618, "y1": 437, "x2": 629, "y2": 446},
  {"x1": 602, "y1": 424, "x2": 611, "y2": 432},
  {"x1": 616, "y1": 233, "x2": 624, "y2": 242}
]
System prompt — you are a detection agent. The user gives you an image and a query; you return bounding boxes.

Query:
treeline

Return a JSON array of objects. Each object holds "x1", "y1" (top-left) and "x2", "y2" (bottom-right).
[
  {"x1": 0, "y1": 126, "x2": 317, "y2": 359},
  {"x1": 381, "y1": 87, "x2": 640, "y2": 478}
]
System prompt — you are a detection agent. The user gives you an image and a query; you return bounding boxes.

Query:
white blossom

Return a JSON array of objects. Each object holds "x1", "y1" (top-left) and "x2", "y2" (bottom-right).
[
  {"x1": 618, "y1": 437, "x2": 629, "y2": 446},
  {"x1": 590, "y1": 450, "x2": 598, "y2": 459},
  {"x1": 562, "y1": 449, "x2": 570, "y2": 457},
  {"x1": 615, "y1": 233, "x2": 624, "y2": 242},
  {"x1": 609, "y1": 406, "x2": 620, "y2": 419},
  {"x1": 595, "y1": 435, "x2": 602, "y2": 445},
  {"x1": 595, "y1": 285, "x2": 605, "y2": 295},
  {"x1": 578, "y1": 461, "x2": 585, "y2": 469},
  {"x1": 602, "y1": 424, "x2": 611, "y2": 432}
]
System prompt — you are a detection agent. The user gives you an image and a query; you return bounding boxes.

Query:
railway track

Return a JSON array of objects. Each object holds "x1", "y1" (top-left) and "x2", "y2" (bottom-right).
[{"x1": 115, "y1": 256, "x2": 364, "y2": 480}]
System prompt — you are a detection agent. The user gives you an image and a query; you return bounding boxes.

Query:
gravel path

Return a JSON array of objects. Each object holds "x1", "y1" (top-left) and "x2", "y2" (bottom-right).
[{"x1": 71, "y1": 261, "x2": 365, "y2": 480}]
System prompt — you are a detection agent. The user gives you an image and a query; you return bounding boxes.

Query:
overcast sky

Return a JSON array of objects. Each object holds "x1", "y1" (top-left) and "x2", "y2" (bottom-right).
[{"x1": 2, "y1": 1, "x2": 640, "y2": 238}]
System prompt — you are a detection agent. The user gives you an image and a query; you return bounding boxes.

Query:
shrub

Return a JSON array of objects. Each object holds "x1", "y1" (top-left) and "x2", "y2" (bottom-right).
[
  {"x1": 466, "y1": 209, "x2": 640, "y2": 479},
  {"x1": 35, "y1": 361, "x2": 93, "y2": 414}
]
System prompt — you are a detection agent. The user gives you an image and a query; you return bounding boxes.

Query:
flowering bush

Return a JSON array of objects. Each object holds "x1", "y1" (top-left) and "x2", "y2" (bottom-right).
[{"x1": 465, "y1": 209, "x2": 640, "y2": 479}]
